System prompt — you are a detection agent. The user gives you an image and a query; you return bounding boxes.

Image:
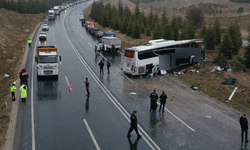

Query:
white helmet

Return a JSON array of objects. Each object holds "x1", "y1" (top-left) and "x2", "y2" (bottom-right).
[{"x1": 13, "y1": 82, "x2": 16, "y2": 85}]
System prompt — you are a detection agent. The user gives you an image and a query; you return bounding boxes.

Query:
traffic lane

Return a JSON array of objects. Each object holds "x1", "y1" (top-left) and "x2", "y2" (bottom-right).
[
  {"x1": 117, "y1": 76, "x2": 241, "y2": 149},
  {"x1": 13, "y1": 22, "x2": 43, "y2": 150}
]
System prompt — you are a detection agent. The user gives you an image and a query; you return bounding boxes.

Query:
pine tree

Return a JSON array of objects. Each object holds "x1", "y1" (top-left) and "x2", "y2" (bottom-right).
[
  {"x1": 219, "y1": 31, "x2": 233, "y2": 59},
  {"x1": 171, "y1": 16, "x2": 179, "y2": 40},
  {"x1": 148, "y1": 7, "x2": 153, "y2": 29},
  {"x1": 204, "y1": 26, "x2": 216, "y2": 50},
  {"x1": 234, "y1": 22, "x2": 242, "y2": 47},
  {"x1": 146, "y1": 26, "x2": 151, "y2": 36},
  {"x1": 153, "y1": 23, "x2": 161, "y2": 39},
  {"x1": 126, "y1": 22, "x2": 132, "y2": 36},
  {"x1": 134, "y1": 1, "x2": 140, "y2": 18},
  {"x1": 186, "y1": 20, "x2": 196, "y2": 39},
  {"x1": 214, "y1": 19, "x2": 221, "y2": 45},
  {"x1": 200, "y1": 25, "x2": 207, "y2": 38},
  {"x1": 179, "y1": 20, "x2": 187, "y2": 40},
  {"x1": 161, "y1": 6, "x2": 168, "y2": 26},
  {"x1": 132, "y1": 21, "x2": 140, "y2": 39},
  {"x1": 140, "y1": 24, "x2": 145, "y2": 34},
  {"x1": 113, "y1": 15, "x2": 120, "y2": 30},
  {"x1": 118, "y1": 0, "x2": 123, "y2": 16},
  {"x1": 102, "y1": 12, "x2": 109, "y2": 28},
  {"x1": 228, "y1": 22, "x2": 240, "y2": 55},
  {"x1": 152, "y1": 11, "x2": 159, "y2": 30},
  {"x1": 162, "y1": 23, "x2": 173, "y2": 40},
  {"x1": 244, "y1": 35, "x2": 250, "y2": 68},
  {"x1": 121, "y1": 17, "x2": 128, "y2": 34}
]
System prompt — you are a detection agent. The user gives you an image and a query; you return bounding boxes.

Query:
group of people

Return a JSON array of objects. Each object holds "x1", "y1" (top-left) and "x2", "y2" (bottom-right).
[
  {"x1": 150, "y1": 89, "x2": 167, "y2": 121},
  {"x1": 98, "y1": 60, "x2": 111, "y2": 75},
  {"x1": 11, "y1": 69, "x2": 29, "y2": 102},
  {"x1": 95, "y1": 42, "x2": 117, "y2": 53}
]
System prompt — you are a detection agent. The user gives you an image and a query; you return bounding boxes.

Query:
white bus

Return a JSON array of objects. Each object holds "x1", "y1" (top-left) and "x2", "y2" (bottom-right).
[{"x1": 123, "y1": 39, "x2": 205, "y2": 76}]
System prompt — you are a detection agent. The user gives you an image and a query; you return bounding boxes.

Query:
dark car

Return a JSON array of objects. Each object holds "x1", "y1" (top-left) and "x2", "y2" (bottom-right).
[
  {"x1": 95, "y1": 31, "x2": 103, "y2": 38},
  {"x1": 90, "y1": 27, "x2": 99, "y2": 35},
  {"x1": 81, "y1": 18, "x2": 87, "y2": 25},
  {"x1": 87, "y1": 27, "x2": 94, "y2": 32}
]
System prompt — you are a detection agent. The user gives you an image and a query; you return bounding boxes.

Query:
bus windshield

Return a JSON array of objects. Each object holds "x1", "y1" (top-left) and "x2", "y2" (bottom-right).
[{"x1": 124, "y1": 50, "x2": 134, "y2": 58}]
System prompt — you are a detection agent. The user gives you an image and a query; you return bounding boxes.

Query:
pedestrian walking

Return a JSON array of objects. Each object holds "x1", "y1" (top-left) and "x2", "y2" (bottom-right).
[
  {"x1": 11, "y1": 82, "x2": 17, "y2": 101},
  {"x1": 107, "y1": 60, "x2": 111, "y2": 74},
  {"x1": 20, "y1": 83, "x2": 27, "y2": 102},
  {"x1": 151, "y1": 101, "x2": 158, "y2": 121},
  {"x1": 240, "y1": 114, "x2": 249, "y2": 143},
  {"x1": 127, "y1": 111, "x2": 141, "y2": 138},
  {"x1": 149, "y1": 89, "x2": 158, "y2": 112},
  {"x1": 159, "y1": 91, "x2": 167, "y2": 112},
  {"x1": 85, "y1": 78, "x2": 90, "y2": 96},
  {"x1": 99, "y1": 60, "x2": 104, "y2": 74}
]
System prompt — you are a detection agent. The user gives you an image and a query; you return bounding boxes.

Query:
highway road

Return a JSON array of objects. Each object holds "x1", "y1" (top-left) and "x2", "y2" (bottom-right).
[{"x1": 13, "y1": 1, "x2": 246, "y2": 150}]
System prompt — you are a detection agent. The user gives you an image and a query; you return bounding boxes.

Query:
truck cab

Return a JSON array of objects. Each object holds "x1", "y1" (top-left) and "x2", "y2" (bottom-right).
[
  {"x1": 48, "y1": 10, "x2": 55, "y2": 20},
  {"x1": 35, "y1": 46, "x2": 61, "y2": 77}
]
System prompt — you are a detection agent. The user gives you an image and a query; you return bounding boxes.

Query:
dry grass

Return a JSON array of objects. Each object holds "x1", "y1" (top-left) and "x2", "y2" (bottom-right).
[{"x1": 0, "y1": 8, "x2": 45, "y2": 148}]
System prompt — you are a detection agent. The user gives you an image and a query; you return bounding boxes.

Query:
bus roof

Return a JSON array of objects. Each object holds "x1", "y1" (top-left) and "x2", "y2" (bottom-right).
[{"x1": 127, "y1": 39, "x2": 203, "y2": 52}]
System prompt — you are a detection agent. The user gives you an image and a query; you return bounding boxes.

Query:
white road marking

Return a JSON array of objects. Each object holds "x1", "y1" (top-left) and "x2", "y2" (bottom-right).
[
  {"x1": 53, "y1": 38, "x2": 55, "y2": 41},
  {"x1": 65, "y1": 76, "x2": 69, "y2": 86},
  {"x1": 80, "y1": 34, "x2": 84, "y2": 38},
  {"x1": 205, "y1": 104, "x2": 236, "y2": 123},
  {"x1": 83, "y1": 119, "x2": 101, "y2": 150},
  {"x1": 116, "y1": 68, "x2": 133, "y2": 83},
  {"x1": 76, "y1": 29, "x2": 79, "y2": 32},
  {"x1": 157, "y1": 102, "x2": 195, "y2": 132},
  {"x1": 117, "y1": 51, "x2": 123, "y2": 55},
  {"x1": 60, "y1": 61, "x2": 62, "y2": 65},
  {"x1": 97, "y1": 53, "x2": 107, "y2": 60},
  {"x1": 63, "y1": 12, "x2": 159, "y2": 149},
  {"x1": 31, "y1": 25, "x2": 41, "y2": 150},
  {"x1": 87, "y1": 42, "x2": 93, "y2": 47}
]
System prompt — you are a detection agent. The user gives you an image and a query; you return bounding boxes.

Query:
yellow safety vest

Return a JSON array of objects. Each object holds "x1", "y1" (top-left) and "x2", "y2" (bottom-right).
[
  {"x1": 11, "y1": 85, "x2": 16, "y2": 92},
  {"x1": 27, "y1": 39, "x2": 32, "y2": 44},
  {"x1": 20, "y1": 85, "x2": 27, "y2": 98}
]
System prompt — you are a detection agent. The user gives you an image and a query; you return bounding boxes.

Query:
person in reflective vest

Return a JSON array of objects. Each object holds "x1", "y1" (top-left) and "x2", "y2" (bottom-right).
[
  {"x1": 20, "y1": 83, "x2": 27, "y2": 102},
  {"x1": 27, "y1": 38, "x2": 32, "y2": 47},
  {"x1": 11, "y1": 82, "x2": 17, "y2": 101}
]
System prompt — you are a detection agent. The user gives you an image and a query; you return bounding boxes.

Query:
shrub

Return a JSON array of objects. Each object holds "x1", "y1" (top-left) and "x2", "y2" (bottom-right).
[
  {"x1": 213, "y1": 53, "x2": 228, "y2": 64},
  {"x1": 232, "y1": 60, "x2": 246, "y2": 72}
]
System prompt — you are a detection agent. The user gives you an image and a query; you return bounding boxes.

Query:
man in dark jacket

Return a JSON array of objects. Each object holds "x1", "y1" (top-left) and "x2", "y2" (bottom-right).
[
  {"x1": 21, "y1": 69, "x2": 29, "y2": 86},
  {"x1": 127, "y1": 111, "x2": 141, "y2": 138},
  {"x1": 111, "y1": 44, "x2": 115, "y2": 53},
  {"x1": 151, "y1": 102, "x2": 158, "y2": 121},
  {"x1": 99, "y1": 60, "x2": 104, "y2": 74},
  {"x1": 107, "y1": 60, "x2": 111, "y2": 74},
  {"x1": 240, "y1": 114, "x2": 249, "y2": 142},
  {"x1": 84, "y1": 78, "x2": 90, "y2": 96},
  {"x1": 149, "y1": 90, "x2": 158, "y2": 112},
  {"x1": 159, "y1": 91, "x2": 167, "y2": 113}
]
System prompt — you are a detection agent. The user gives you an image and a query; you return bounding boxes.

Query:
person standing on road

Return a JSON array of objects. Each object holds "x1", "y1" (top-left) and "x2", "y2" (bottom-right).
[
  {"x1": 99, "y1": 60, "x2": 104, "y2": 75},
  {"x1": 95, "y1": 43, "x2": 99, "y2": 54},
  {"x1": 21, "y1": 69, "x2": 29, "y2": 86},
  {"x1": 159, "y1": 91, "x2": 167, "y2": 113},
  {"x1": 111, "y1": 44, "x2": 115, "y2": 53},
  {"x1": 84, "y1": 78, "x2": 90, "y2": 96},
  {"x1": 107, "y1": 60, "x2": 111, "y2": 74},
  {"x1": 127, "y1": 111, "x2": 141, "y2": 138},
  {"x1": 149, "y1": 89, "x2": 158, "y2": 112},
  {"x1": 27, "y1": 38, "x2": 32, "y2": 47},
  {"x1": 240, "y1": 114, "x2": 249, "y2": 143},
  {"x1": 151, "y1": 101, "x2": 158, "y2": 121},
  {"x1": 11, "y1": 82, "x2": 17, "y2": 101},
  {"x1": 20, "y1": 83, "x2": 27, "y2": 102}
]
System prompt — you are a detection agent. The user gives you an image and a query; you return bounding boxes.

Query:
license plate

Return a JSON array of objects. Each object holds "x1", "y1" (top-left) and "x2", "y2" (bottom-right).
[{"x1": 127, "y1": 62, "x2": 130, "y2": 67}]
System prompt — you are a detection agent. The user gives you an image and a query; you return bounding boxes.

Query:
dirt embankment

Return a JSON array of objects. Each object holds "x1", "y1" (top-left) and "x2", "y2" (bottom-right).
[{"x1": 0, "y1": 8, "x2": 44, "y2": 148}]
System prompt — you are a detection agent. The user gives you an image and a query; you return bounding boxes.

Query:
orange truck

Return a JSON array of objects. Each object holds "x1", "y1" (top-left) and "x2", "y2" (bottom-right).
[
  {"x1": 35, "y1": 46, "x2": 61, "y2": 77},
  {"x1": 85, "y1": 21, "x2": 94, "y2": 29}
]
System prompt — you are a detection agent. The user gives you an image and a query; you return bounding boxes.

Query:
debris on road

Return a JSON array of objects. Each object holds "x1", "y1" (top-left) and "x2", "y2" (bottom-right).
[
  {"x1": 3, "y1": 74, "x2": 9, "y2": 77},
  {"x1": 130, "y1": 92, "x2": 137, "y2": 95}
]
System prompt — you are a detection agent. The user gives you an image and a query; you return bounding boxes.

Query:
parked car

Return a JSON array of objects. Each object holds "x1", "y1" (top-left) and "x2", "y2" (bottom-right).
[
  {"x1": 103, "y1": 31, "x2": 116, "y2": 37},
  {"x1": 42, "y1": 24, "x2": 49, "y2": 31},
  {"x1": 39, "y1": 32, "x2": 47, "y2": 41},
  {"x1": 81, "y1": 18, "x2": 87, "y2": 25},
  {"x1": 79, "y1": 17, "x2": 84, "y2": 21},
  {"x1": 88, "y1": 27, "x2": 94, "y2": 32},
  {"x1": 90, "y1": 27, "x2": 99, "y2": 35},
  {"x1": 95, "y1": 31, "x2": 103, "y2": 38}
]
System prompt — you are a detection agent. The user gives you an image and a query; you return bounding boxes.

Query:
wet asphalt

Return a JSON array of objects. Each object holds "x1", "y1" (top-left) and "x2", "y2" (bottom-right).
[{"x1": 13, "y1": 0, "x2": 247, "y2": 150}]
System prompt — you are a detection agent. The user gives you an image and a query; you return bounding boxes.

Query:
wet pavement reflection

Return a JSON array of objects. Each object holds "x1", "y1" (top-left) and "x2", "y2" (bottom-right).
[
  {"x1": 128, "y1": 137, "x2": 141, "y2": 150},
  {"x1": 240, "y1": 142, "x2": 248, "y2": 150},
  {"x1": 85, "y1": 96, "x2": 89, "y2": 112},
  {"x1": 36, "y1": 77, "x2": 61, "y2": 101}
]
